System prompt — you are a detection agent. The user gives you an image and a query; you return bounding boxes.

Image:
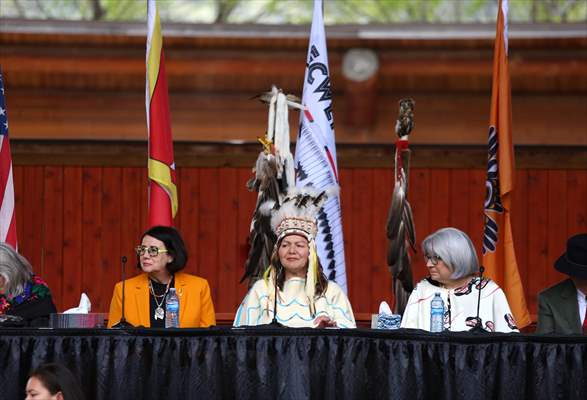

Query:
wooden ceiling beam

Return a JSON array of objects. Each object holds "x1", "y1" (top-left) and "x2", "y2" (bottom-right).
[{"x1": 1, "y1": 25, "x2": 585, "y2": 146}]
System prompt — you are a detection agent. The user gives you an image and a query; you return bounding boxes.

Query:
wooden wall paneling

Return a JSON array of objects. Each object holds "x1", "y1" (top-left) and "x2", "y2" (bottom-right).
[
  {"x1": 139, "y1": 167, "x2": 149, "y2": 234},
  {"x1": 467, "y1": 169, "x2": 487, "y2": 263},
  {"x1": 428, "y1": 169, "x2": 451, "y2": 233},
  {"x1": 449, "y1": 169, "x2": 470, "y2": 233},
  {"x1": 20, "y1": 167, "x2": 44, "y2": 274},
  {"x1": 174, "y1": 168, "x2": 186, "y2": 236},
  {"x1": 547, "y1": 170, "x2": 568, "y2": 286},
  {"x1": 409, "y1": 168, "x2": 430, "y2": 282},
  {"x1": 235, "y1": 168, "x2": 257, "y2": 304},
  {"x1": 217, "y1": 167, "x2": 239, "y2": 313},
  {"x1": 13, "y1": 165, "x2": 23, "y2": 249},
  {"x1": 81, "y1": 167, "x2": 104, "y2": 311},
  {"x1": 61, "y1": 167, "x2": 83, "y2": 310},
  {"x1": 42, "y1": 166, "x2": 64, "y2": 310},
  {"x1": 338, "y1": 168, "x2": 353, "y2": 295},
  {"x1": 120, "y1": 167, "x2": 144, "y2": 281},
  {"x1": 8, "y1": 162, "x2": 587, "y2": 318},
  {"x1": 101, "y1": 167, "x2": 122, "y2": 313},
  {"x1": 177, "y1": 167, "x2": 200, "y2": 276},
  {"x1": 566, "y1": 170, "x2": 587, "y2": 236},
  {"x1": 526, "y1": 170, "x2": 549, "y2": 314},
  {"x1": 198, "y1": 169, "x2": 219, "y2": 307},
  {"x1": 370, "y1": 168, "x2": 393, "y2": 311},
  {"x1": 512, "y1": 170, "x2": 529, "y2": 299},
  {"x1": 349, "y1": 169, "x2": 373, "y2": 314}
]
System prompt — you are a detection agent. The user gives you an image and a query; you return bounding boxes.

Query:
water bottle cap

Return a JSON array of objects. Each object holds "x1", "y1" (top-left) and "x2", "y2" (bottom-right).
[{"x1": 169, "y1": 288, "x2": 176, "y2": 292}]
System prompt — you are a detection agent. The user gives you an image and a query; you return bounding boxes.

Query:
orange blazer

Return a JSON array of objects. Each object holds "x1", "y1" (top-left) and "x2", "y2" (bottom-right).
[{"x1": 107, "y1": 272, "x2": 216, "y2": 328}]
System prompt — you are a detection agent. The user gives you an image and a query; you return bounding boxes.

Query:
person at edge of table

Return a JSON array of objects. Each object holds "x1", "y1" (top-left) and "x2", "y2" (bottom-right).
[
  {"x1": 401, "y1": 227, "x2": 519, "y2": 333},
  {"x1": 537, "y1": 233, "x2": 587, "y2": 334},
  {"x1": 0, "y1": 242, "x2": 57, "y2": 327},
  {"x1": 107, "y1": 226, "x2": 215, "y2": 328},
  {"x1": 233, "y1": 187, "x2": 356, "y2": 328}
]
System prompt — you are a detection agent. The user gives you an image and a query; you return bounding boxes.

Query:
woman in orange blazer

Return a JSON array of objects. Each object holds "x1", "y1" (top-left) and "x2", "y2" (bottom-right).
[{"x1": 107, "y1": 226, "x2": 215, "y2": 328}]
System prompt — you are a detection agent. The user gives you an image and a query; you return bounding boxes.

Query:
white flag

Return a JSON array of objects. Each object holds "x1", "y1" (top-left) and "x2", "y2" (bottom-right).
[{"x1": 295, "y1": 0, "x2": 347, "y2": 293}]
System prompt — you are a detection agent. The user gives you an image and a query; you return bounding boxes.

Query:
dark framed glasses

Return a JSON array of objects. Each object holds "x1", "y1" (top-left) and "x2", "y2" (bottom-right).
[
  {"x1": 135, "y1": 245, "x2": 168, "y2": 257},
  {"x1": 424, "y1": 254, "x2": 442, "y2": 265}
]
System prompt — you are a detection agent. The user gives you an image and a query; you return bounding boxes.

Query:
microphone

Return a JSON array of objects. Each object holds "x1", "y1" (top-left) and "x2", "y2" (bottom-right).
[
  {"x1": 111, "y1": 256, "x2": 134, "y2": 329},
  {"x1": 468, "y1": 265, "x2": 487, "y2": 333}
]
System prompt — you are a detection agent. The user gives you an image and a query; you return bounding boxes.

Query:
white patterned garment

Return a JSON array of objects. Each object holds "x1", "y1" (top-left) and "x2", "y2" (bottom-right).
[
  {"x1": 234, "y1": 278, "x2": 356, "y2": 328},
  {"x1": 400, "y1": 277, "x2": 519, "y2": 333}
]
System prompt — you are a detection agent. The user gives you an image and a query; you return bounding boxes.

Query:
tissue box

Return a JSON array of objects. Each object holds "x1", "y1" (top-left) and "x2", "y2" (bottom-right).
[
  {"x1": 376, "y1": 314, "x2": 401, "y2": 330},
  {"x1": 49, "y1": 313, "x2": 108, "y2": 328}
]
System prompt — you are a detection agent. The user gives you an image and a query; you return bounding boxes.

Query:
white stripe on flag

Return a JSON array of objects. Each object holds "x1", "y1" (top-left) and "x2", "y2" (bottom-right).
[
  {"x1": 502, "y1": 0, "x2": 509, "y2": 54},
  {"x1": 0, "y1": 164, "x2": 15, "y2": 242}
]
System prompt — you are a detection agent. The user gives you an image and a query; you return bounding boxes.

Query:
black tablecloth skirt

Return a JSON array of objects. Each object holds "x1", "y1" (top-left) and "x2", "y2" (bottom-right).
[{"x1": 1, "y1": 327, "x2": 585, "y2": 400}]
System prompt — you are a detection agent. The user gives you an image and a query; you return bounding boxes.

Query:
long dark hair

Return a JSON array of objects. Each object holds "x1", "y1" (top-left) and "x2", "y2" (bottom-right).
[
  {"x1": 29, "y1": 363, "x2": 85, "y2": 400},
  {"x1": 137, "y1": 226, "x2": 188, "y2": 273},
  {"x1": 270, "y1": 236, "x2": 329, "y2": 298}
]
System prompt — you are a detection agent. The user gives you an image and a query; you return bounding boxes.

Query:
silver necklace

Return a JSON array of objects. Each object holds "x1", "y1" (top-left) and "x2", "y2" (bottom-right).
[{"x1": 149, "y1": 280, "x2": 171, "y2": 320}]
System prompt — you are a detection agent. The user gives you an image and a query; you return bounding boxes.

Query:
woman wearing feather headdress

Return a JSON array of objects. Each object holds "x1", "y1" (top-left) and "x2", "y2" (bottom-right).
[{"x1": 234, "y1": 187, "x2": 356, "y2": 328}]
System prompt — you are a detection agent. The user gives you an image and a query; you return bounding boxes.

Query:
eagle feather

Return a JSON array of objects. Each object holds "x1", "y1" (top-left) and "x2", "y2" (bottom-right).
[{"x1": 386, "y1": 98, "x2": 416, "y2": 315}]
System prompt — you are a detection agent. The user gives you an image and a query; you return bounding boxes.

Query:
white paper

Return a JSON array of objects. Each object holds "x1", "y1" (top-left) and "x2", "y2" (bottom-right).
[
  {"x1": 378, "y1": 301, "x2": 392, "y2": 315},
  {"x1": 63, "y1": 293, "x2": 91, "y2": 314}
]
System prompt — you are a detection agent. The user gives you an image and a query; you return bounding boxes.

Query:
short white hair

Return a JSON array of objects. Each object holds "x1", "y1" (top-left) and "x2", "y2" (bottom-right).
[
  {"x1": 422, "y1": 227, "x2": 479, "y2": 279},
  {"x1": 0, "y1": 243, "x2": 33, "y2": 297}
]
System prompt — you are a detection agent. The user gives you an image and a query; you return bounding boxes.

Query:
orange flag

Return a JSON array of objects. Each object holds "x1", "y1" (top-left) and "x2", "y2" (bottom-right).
[
  {"x1": 482, "y1": 0, "x2": 531, "y2": 328},
  {"x1": 146, "y1": 0, "x2": 178, "y2": 227}
]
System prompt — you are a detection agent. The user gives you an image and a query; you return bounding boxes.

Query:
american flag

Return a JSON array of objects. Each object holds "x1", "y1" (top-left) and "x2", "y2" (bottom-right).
[{"x1": 0, "y1": 71, "x2": 18, "y2": 248}]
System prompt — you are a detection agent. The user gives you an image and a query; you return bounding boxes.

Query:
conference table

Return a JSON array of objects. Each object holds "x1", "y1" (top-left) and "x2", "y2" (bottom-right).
[{"x1": 1, "y1": 327, "x2": 585, "y2": 400}]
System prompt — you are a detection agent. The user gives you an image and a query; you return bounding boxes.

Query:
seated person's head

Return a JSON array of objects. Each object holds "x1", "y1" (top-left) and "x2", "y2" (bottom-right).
[
  {"x1": 26, "y1": 363, "x2": 85, "y2": 400},
  {"x1": 136, "y1": 226, "x2": 188, "y2": 274},
  {"x1": 0, "y1": 242, "x2": 33, "y2": 298},
  {"x1": 273, "y1": 233, "x2": 311, "y2": 278},
  {"x1": 555, "y1": 233, "x2": 587, "y2": 288},
  {"x1": 422, "y1": 227, "x2": 479, "y2": 286}
]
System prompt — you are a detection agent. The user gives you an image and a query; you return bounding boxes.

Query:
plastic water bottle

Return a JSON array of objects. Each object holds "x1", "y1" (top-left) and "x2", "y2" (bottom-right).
[
  {"x1": 165, "y1": 288, "x2": 180, "y2": 328},
  {"x1": 430, "y1": 292, "x2": 445, "y2": 332}
]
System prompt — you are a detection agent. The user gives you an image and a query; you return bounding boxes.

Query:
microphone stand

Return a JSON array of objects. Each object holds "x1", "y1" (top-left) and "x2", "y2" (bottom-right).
[
  {"x1": 267, "y1": 270, "x2": 285, "y2": 327},
  {"x1": 249, "y1": 270, "x2": 285, "y2": 329},
  {"x1": 112, "y1": 256, "x2": 135, "y2": 329},
  {"x1": 469, "y1": 265, "x2": 487, "y2": 333}
]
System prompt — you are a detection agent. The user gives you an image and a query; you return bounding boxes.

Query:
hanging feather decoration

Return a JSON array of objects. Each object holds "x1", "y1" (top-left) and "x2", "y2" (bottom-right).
[
  {"x1": 241, "y1": 86, "x2": 303, "y2": 286},
  {"x1": 386, "y1": 98, "x2": 417, "y2": 315}
]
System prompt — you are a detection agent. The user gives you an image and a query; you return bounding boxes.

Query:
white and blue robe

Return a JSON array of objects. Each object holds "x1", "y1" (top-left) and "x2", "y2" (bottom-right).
[{"x1": 234, "y1": 277, "x2": 356, "y2": 328}]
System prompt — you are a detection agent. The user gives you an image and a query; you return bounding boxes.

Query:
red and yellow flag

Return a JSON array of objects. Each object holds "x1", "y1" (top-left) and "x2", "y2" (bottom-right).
[
  {"x1": 146, "y1": 0, "x2": 178, "y2": 227},
  {"x1": 482, "y1": 0, "x2": 531, "y2": 328}
]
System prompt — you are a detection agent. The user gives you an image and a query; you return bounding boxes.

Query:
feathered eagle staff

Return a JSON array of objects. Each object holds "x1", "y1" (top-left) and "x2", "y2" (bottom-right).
[
  {"x1": 386, "y1": 98, "x2": 417, "y2": 315},
  {"x1": 240, "y1": 86, "x2": 304, "y2": 285}
]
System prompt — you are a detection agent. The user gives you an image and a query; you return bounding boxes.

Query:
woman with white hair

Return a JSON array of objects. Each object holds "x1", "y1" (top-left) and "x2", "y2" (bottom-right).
[
  {"x1": 401, "y1": 227, "x2": 518, "y2": 333},
  {"x1": 0, "y1": 243, "x2": 56, "y2": 326}
]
